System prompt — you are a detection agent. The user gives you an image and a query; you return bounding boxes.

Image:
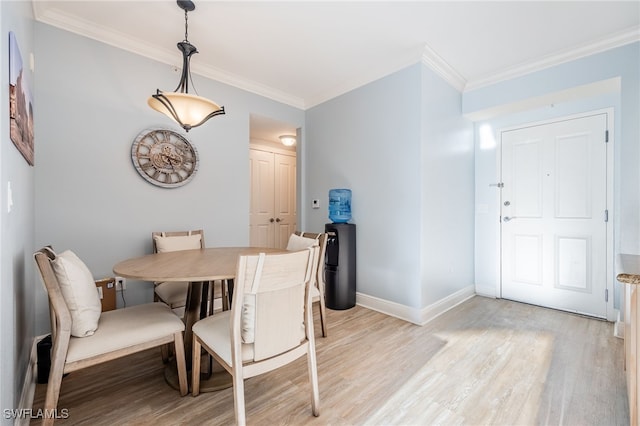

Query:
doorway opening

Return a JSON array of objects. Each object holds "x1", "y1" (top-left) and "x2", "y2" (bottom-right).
[{"x1": 249, "y1": 114, "x2": 299, "y2": 249}]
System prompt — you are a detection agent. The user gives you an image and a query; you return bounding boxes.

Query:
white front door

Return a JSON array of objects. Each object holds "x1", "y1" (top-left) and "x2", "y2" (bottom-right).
[{"x1": 500, "y1": 113, "x2": 609, "y2": 318}]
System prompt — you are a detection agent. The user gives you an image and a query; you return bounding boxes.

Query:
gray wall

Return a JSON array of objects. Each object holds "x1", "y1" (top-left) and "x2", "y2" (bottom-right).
[
  {"x1": 33, "y1": 23, "x2": 305, "y2": 334},
  {"x1": 1, "y1": 1, "x2": 36, "y2": 423},
  {"x1": 305, "y1": 63, "x2": 475, "y2": 317},
  {"x1": 306, "y1": 65, "x2": 424, "y2": 308},
  {"x1": 420, "y1": 66, "x2": 475, "y2": 306}
]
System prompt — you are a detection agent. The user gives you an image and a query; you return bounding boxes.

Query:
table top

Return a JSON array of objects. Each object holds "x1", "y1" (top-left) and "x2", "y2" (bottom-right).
[
  {"x1": 113, "y1": 247, "x2": 284, "y2": 282},
  {"x1": 616, "y1": 254, "x2": 640, "y2": 285}
]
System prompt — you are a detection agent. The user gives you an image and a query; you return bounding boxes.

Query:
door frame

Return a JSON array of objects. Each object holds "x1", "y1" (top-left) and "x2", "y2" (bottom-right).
[{"x1": 495, "y1": 108, "x2": 615, "y2": 321}]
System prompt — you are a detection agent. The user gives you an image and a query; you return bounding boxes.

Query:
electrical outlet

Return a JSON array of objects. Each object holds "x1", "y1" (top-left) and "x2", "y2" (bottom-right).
[{"x1": 115, "y1": 276, "x2": 126, "y2": 291}]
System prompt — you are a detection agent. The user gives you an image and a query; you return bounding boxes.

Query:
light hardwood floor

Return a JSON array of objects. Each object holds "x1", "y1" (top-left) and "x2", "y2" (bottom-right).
[{"x1": 31, "y1": 296, "x2": 628, "y2": 425}]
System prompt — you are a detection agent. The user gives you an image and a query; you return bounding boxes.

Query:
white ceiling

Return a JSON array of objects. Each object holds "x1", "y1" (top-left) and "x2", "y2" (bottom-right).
[{"x1": 33, "y1": 1, "x2": 639, "y2": 137}]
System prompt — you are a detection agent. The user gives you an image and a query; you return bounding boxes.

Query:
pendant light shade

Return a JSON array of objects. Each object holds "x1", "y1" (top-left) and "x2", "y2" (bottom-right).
[
  {"x1": 148, "y1": 1, "x2": 225, "y2": 132},
  {"x1": 148, "y1": 91, "x2": 225, "y2": 131}
]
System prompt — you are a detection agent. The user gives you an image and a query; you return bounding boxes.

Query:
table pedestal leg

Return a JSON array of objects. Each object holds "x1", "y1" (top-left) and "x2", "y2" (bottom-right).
[{"x1": 164, "y1": 280, "x2": 233, "y2": 392}]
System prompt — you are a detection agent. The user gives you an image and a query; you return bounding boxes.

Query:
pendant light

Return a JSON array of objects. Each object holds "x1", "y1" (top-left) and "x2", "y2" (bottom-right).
[{"x1": 148, "y1": 0, "x2": 225, "y2": 132}]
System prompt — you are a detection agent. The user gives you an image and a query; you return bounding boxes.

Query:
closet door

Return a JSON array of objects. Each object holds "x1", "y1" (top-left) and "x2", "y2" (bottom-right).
[
  {"x1": 250, "y1": 149, "x2": 275, "y2": 247},
  {"x1": 249, "y1": 149, "x2": 296, "y2": 248},
  {"x1": 273, "y1": 152, "x2": 297, "y2": 247}
]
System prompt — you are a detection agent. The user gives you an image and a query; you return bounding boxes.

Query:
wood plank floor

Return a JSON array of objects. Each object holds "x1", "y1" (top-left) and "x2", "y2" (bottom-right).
[{"x1": 31, "y1": 296, "x2": 628, "y2": 425}]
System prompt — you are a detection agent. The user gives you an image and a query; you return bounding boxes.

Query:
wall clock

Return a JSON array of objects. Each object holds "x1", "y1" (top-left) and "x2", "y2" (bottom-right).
[{"x1": 131, "y1": 127, "x2": 199, "y2": 188}]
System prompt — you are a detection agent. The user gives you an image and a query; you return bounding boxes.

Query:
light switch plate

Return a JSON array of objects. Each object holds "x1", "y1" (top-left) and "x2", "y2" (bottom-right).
[{"x1": 312, "y1": 199, "x2": 320, "y2": 209}]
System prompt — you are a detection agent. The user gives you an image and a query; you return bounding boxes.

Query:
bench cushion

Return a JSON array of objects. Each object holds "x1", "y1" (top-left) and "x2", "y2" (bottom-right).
[{"x1": 66, "y1": 302, "x2": 184, "y2": 363}]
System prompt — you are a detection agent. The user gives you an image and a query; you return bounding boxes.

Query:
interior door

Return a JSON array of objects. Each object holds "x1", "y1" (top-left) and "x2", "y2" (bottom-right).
[
  {"x1": 249, "y1": 149, "x2": 275, "y2": 247},
  {"x1": 500, "y1": 113, "x2": 609, "y2": 318},
  {"x1": 273, "y1": 152, "x2": 297, "y2": 247},
  {"x1": 249, "y1": 149, "x2": 296, "y2": 248}
]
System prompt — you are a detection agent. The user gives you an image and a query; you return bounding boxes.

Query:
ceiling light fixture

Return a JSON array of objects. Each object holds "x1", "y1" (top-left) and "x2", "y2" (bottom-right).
[
  {"x1": 279, "y1": 135, "x2": 296, "y2": 146},
  {"x1": 148, "y1": 0, "x2": 225, "y2": 132}
]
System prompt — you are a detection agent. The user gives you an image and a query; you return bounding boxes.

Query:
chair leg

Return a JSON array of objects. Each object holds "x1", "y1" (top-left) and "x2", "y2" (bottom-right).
[
  {"x1": 233, "y1": 372, "x2": 247, "y2": 426},
  {"x1": 318, "y1": 298, "x2": 328, "y2": 337},
  {"x1": 307, "y1": 346, "x2": 320, "y2": 416},
  {"x1": 173, "y1": 332, "x2": 188, "y2": 396},
  {"x1": 192, "y1": 336, "x2": 202, "y2": 396},
  {"x1": 43, "y1": 338, "x2": 68, "y2": 426}
]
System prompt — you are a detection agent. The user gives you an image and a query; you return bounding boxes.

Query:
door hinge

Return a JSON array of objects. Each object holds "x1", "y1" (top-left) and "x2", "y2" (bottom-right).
[
  {"x1": 604, "y1": 209, "x2": 609, "y2": 222},
  {"x1": 605, "y1": 289, "x2": 609, "y2": 302},
  {"x1": 605, "y1": 130, "x2": 609, "y2": 143},
  {"x1": 489, "y1": 182, "x2": 504, "y2": 188}
]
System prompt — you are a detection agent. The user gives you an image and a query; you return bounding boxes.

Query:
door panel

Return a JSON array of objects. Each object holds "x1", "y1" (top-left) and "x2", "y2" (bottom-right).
[
  {"x1": 274, "y1": 153, "x2": 297, "y2": 248},
  {"x1": 249, "y1": 149, "x2": 275, "y2": 247},
  {"x1": 512, "y1": 139, "x2": 542, "y2": 218},
  {"x1": 501, "y1": 114, "x2": 608, "y2": 318}
]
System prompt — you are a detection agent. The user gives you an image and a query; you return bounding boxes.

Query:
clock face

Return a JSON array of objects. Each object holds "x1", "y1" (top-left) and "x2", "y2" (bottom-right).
[{"x1": 131, "y1": 128, "x2": 199, "y2": 188}]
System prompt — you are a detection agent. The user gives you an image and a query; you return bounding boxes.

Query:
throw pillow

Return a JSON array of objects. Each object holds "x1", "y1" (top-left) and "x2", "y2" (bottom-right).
[
  {"x1": 154, "y1": 234, "x2": 202, "y2": 253},
  {"x1": 50, "y1": 250, "x2": 102, "y2": 337}
]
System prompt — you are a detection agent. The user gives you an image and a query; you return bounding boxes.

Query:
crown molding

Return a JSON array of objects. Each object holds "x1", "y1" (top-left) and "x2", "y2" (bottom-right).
[
  {"x1": 465, "y1": 26, "x2": 640, "y2": 92},
  {"x1": 33, "y1": 4, "x2": 306, "y2": 110},
  {"x1": 421, "y1": 44, "x2": 467, "y2": 92},
  {"x1": 33, "y1": 4, "x2": 640, "y2": 109}
]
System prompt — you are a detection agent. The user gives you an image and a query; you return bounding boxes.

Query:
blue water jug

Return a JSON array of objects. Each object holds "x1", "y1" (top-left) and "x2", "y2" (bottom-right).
[{"x1": 329, "y1": 189, "x2": 352, "y2": 223}]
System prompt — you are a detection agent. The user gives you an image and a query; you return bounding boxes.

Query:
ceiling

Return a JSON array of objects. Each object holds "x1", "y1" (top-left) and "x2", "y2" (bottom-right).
[{"x1": 32, "y1": 1, "x2": 639, "y2": 139}]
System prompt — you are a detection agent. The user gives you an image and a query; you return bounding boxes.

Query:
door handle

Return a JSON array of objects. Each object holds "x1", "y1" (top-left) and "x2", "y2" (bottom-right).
[
  {"x1": 269, "y1": 218, "x2": 274, "y2": 223},
  {"x1": 275, "y1": 218, "x2": 281, "y2": 223},
  {"x1": 503, "y1": 216, "x2": 517, "y2": 222}
]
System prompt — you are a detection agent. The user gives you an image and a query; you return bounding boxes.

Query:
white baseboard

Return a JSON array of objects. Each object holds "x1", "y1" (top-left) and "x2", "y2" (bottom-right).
[
  {"x1": 355, "y1": 285, "x2": 476, "y2": 326},
  {"x1": 16, "y1": 335, "x2": 46, "y2": 426},
  {"x1": 474, "y1": 283, "x2": 497, "y2": 298},
  {"x1": 356, "y1": 292, "x2": 423, "y2": 324},
  {"x1": 419, "y1": 285, "x2": 476, "y2": 325}
]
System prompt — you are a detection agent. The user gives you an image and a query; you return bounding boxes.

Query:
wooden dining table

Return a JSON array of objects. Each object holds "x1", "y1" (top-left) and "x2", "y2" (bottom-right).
[{"x1": 113, "y1": 246, "x2": 284, "y2": 392}]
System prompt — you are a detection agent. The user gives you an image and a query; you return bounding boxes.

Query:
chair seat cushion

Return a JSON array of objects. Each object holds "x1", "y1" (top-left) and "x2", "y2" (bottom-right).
[
  {"x1": 155, "y1": 281, "x2": 189, "y2": 307},
  {"x1": 66, "y1": 302, "x2": 184, "y2": 363},
  {"x1": 192, "y1": 311, "x2": 255, "y2": 364}
]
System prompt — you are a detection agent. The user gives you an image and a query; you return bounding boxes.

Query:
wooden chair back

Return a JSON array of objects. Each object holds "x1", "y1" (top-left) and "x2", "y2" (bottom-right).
[
  {"x1": 295, "y1": 232, "x2": 327, "y2": 292},
  {"x1": 34, "y1": 248, "x2": 73, "y2": 368},
  {"x1": 233, "y1": 248, "x2": 317, "y2": 361},
  {"x1": 294, "y1": 232, "x2": 329, "y2": 336}
]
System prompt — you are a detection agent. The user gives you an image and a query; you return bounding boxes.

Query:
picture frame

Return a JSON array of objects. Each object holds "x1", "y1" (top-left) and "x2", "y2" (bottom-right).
[{"x1": 9, "y1": 31, "x2": 34, "y2": 166}]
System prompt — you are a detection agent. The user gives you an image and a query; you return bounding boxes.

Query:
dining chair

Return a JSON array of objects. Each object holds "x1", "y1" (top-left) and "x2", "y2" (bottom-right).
[
  {"x1": 191, "y1": 248, "x2": 320, "y2": 425},
  {"x1": 287, "y1": 231, "x2": 329, "y2": 337},
  {"x1": 34, "y1": 247, "x2": 188, "y2": 425},
  {"x1": 152, "y1": 229, "x2": 229, "y2": 311}
]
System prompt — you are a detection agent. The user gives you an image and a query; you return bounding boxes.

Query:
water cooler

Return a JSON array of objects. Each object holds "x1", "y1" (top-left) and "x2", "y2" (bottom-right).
[{"x1": 325, "y1": 189, "x2": 356, "y2": 310}]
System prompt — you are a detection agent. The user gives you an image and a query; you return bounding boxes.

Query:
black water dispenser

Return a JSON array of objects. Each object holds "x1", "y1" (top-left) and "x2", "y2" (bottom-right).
[{"x1": 324, "y1": 223, "x2": 356, "y2": 310}]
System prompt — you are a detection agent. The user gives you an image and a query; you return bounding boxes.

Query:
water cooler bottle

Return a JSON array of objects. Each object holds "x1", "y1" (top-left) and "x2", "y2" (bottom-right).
[{"x1": 325, "y1": 189, "x2": 356, "y2": 310}]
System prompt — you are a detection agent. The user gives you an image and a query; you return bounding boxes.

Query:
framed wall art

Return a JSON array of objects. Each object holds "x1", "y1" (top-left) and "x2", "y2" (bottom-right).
[{"x1": 9, "y1": 31, "x2": 34, "y2": 166}]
